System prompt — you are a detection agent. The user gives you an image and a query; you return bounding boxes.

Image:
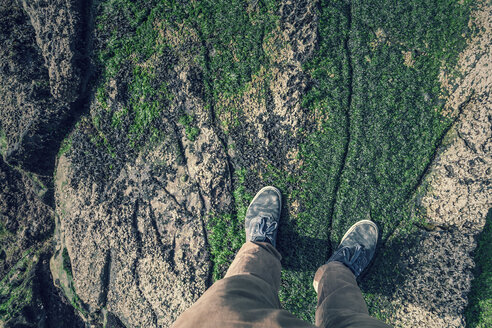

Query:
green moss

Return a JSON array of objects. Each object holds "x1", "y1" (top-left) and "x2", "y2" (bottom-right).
[
  {"x1": 95, "y1": 0, "x2": 178, "y2": 149},
  {"x1": 58, "y1": 135, "x2": 73, "y2": 158},
  {"x1": 178, "y1": 114, "x2": 200, "y2": 141},
  {"x1": 331, "y1": 0, "x2": 472, "y2": 242},
  {"x1": 62, "y1": 247, "x2": 73, "y2": 279},
  {"x1": 268, "y1": 0, "x2": 471, "y2": 322},
  {"x1": 0, "y1": 128, "x2": 7, "y2": 156},
  {"x1": 194, "y1": 0, "x2": 279, "y2": 100},
  {"x1": 208, "y1": 168, "x2": 251, "y2": 281},
  {"x1": 0, "y1": 249, "x2": 35, "y2": 322},
  {"x1": 465, "y1": 209, "x2": 492, "y2": 328}
]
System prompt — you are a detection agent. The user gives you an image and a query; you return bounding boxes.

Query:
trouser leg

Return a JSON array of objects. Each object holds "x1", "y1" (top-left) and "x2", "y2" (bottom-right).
[
  {"x1": 224, "y1": 241, "x2": 283, "y2": 292},
  {"x1": 313, "y1": 261, "x2": 392, "y2": 328},
  {"x1": 171, "y1": 241, "x2": 315, "y2": 328}
]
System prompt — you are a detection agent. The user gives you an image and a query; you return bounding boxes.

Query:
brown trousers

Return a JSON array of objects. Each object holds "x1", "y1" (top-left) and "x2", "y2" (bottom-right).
[{"x1": 171, "y1": 242, "x2": 391, "y2": 328}]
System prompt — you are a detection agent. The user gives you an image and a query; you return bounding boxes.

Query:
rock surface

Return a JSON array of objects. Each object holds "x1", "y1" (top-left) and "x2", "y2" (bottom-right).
[
  {"x1": 0, "y1": 0, "x2": 87, "y2": 175},
  {"x1": 365, "y1": 3, "x2": 491, "y2": 327},
  {"x1": 0, "y1": 0, "x2": 489, "y2": 327},
  {"x1": 19, "y1": 0, "x2": 88, "y2": 102},
  {"x1": 52, "y1": 21, "x2": 233, "y2": 324},
  {"x1": 0, "y1": 158, "x2": 84, "y2": 327},
  {"x1": 0, "y1": 0, "x2": 89, "y2": 326}
]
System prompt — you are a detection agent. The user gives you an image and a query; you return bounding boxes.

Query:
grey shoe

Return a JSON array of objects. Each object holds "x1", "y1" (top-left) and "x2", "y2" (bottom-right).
[
  {"x1": 245, "y1": 186, "x2": 282, "y2": 248},
  {"x1": 326, "y1": 220, "x2": 379, "y2": 278}
]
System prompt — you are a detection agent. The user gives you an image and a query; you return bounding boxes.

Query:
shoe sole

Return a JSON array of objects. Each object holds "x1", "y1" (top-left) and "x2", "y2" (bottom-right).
[
  {"x1": 340, "y1": 219, "x2": 379, "y2": 244},
  {"x1": 247, "y1": 186, "x2": 282, "y2": 215}
]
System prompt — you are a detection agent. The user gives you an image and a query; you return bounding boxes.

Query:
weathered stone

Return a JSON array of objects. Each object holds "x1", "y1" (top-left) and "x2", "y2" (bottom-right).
[
  {"x1": 19, "y1": 0, "x2": 88, "y2": 102},
  {"x1": 0, "y1": 0, "x2": 88, "y2": 175},
  {"x1": 381, "y1": 3, "x2": 491, "y2": 326},
  {"x1": 0, "y1": 157, "x2": 84, "y2": 327},
  {"x1": 53, "y1": 38, "x2": 233, "y2": 325}
]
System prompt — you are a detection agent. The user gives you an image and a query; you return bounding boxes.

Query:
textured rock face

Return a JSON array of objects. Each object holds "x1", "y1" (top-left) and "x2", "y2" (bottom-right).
[
  {"x1": 0, "y1": 158, "x2": 52, "y2": 279},
  {"x1": 0, "y1": 0, "x2": 489, "y2": 327},
  {"x1": 372, "y1": 4, "x2": 492, "y2": 327},
  {"x1": 0, "y1": 0, "x2": 86, "y2": 174},
  {"x1": 19, "y1": 0, "x2": 88, "y2": 102},
  {"x1": 0, "y1": 0, "x2": 89, "y2": 326},
  {"x1": 53, "y1": 43, "x2": 233, "y2": 326},
  {"x1": 0, "y1": 157, "x2": 85, "y2": 327}
]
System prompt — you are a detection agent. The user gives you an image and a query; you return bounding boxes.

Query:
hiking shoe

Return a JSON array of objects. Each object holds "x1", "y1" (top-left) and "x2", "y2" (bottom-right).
[
  {"x1": 245, "y1": 186, "x2": 282, "y2": 248},
  {"x1": 326, "y1": 220, "x2": 379, "y2": 278}
]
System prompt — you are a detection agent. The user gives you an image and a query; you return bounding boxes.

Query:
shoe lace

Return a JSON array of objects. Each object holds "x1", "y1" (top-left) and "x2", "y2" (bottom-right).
[
  {"x1": 337, "y1": 244, "x2": 368, "y2": 276},
  {"x1": 252, "y1": 215, "x2": 278, "y2": 244}
]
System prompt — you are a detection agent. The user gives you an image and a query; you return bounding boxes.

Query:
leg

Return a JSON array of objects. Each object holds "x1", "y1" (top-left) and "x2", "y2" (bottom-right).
[
  {"x1": 171, "y1": 241, "x2": 314, "y2": 328},
  {"x1": 312, "y1": 220, "x2": 392, "y2": 328},
  {"x1": 313, "y1": 262, "x2": 391, "y2": 328}
]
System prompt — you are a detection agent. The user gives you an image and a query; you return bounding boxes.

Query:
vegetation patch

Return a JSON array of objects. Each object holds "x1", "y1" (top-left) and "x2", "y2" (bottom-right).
[
  {"x1": 261, "y1": 0, "x2": 472, "y2": 322},
  {"x1": 0, "y1": 249, "x2": 35, "y2": 322},
  {"x1": 0, "y1": 128, "x2": 6, "y2": 156},
  {"x1": 62, "y1": 247, "x2": 73, "y2": 278},
  {"x1": 58, "y1": 135, "x2": 73, "y2": 158},
  {"x1": 178, "y1": 114, "x2": 200, "y2": 141},
  {"x1": 207, "y1": 168, "x2": 251, "y2": 281},
  {"x1": 95, "y1": 0, "x2": 177, "y2": 150}
]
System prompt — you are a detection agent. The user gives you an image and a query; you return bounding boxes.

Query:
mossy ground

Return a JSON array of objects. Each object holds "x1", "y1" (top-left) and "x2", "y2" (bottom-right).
[
  {"x1": 0, "y1": 249, "x2": 35, "y2": 322},
  {"x1": 90, "y1": 0, "x2": 484, "y2": 325}
]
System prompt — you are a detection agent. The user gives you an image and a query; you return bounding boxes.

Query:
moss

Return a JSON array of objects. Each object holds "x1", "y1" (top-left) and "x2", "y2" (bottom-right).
[
  {"x1": 207, "y1": 168, "x2": 251, "y2": 281},
  {"x1": 62, "y1": 247, "x2": 73, "y2": 279},
  {"x1": 465, "y1": 209, "x2": 492, "y2": 328},
  {"x1": 0, "y1": 249, "x2": 35, "y2": 322},
  {"x1": 95, "y1": 0, "x2": 177, "y2": 149},
  {"x1": 178, "y1": 114, "x2": 200, "y2": 141},
  {"x1": 0, "y1": 127, "x2": 7, "y2": 156},
  {"x1": 194, "y1": 0, "x2": 279, "y2": 101},
  {"x1": 58, "y1": 135, "x2": 73, "y2": 158},
  {"x1": 263, "y1": 0, "x2": 472, "y2": 322},
  {"x1": 331, "y1": 0, "x2": 472, "y2": 242}
]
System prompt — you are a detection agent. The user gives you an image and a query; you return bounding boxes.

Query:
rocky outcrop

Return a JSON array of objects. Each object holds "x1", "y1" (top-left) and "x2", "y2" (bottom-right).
[
  {"x1": 0, "y1": 0, "x2": 90, "y2": 326},
  {"x1": 0, "y1": 158, "x2": 52, "y2": 282},
  {"x1": 19, "y1": 0, "x2": 88, "y2": 102},
  {"x1": 0, "y1": 157, "x2": 84, "y2": 327},
  {"x1": 368, "y1": 3, "x2": 491, "y2": 327},
  {"x1": 0, "y1": 0, "x2": 89, "y2": 175},
  {"x1": 52, "y1": 21, "x2": 233, "y2": 325},
  {"x1": 0, "y1": 0, "x2": 489, "y2": 327}
]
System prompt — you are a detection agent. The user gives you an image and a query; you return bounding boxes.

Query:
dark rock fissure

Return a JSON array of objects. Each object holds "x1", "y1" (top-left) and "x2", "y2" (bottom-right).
[
  {"x1": 383, "y1": 94, "x2": 475, "y2": 245},
  {"x1": 171, "y1": 122, "x2": 188, "y2": 167},
  {"x1": 129, "y1": 198, "x2": 159, "y2": 326},
  {"x1": 147, "y1": 202, "x2": 167, "y2": 255},
  {"x1": 99, "y1": 249, "x2": 112, "y2": 308},
  {"x1": 195, "y1": 26, "x2": 236, "y2": 287},
  {"x1": 196, "y1": 29, "x2": 235, "y2": 194},
  {"x1": 35, "y1": 248, "x2": 86, "y2": 328},
  {"x1": 130, "y1": 199, "x2": 143, "y2": 269},
  {"x1": 150, "y1": 176, "x2": 188, "y2": 214},
  {"x1": 327, "y1": 0, "x2": 353, "y2": 244},
  {"x1": 196, "y1": 186, "x2": 214, "y2": 288},
  {"x1": 169, "y1": 233, "x2": 177, "y2": 275}
]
